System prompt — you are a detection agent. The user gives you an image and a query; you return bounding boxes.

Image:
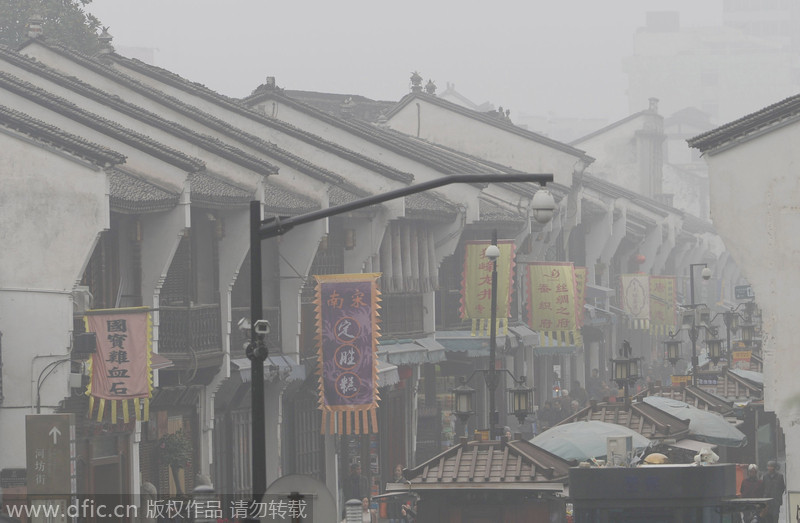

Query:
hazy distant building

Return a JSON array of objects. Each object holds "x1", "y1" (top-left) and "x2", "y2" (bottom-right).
[
  {"x1": 624, "y1": 10, "x2": 800, "y2": 125},
  {"x1": 723, "y1": 0, "x2": 800, "y2": 52}
]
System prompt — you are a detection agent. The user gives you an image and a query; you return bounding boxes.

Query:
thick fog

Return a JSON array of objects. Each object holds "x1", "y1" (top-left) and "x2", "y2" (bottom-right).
[{"x1": 86, "y1": 0, "x2": 723, "y2": 122}]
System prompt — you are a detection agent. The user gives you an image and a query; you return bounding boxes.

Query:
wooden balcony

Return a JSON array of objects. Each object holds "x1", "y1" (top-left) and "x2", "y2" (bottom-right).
[{"x1": 159, "y1": 303, "x2": 223, "y2": 369}]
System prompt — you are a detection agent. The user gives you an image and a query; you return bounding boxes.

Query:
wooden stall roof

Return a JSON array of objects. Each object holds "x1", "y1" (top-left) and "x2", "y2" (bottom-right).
[
  {"x1": 558, "y1": 400, "x2": 691, "y2": 441},
  {"x1": 389, "y1": 437, "x2": 571, "y2": 491}
]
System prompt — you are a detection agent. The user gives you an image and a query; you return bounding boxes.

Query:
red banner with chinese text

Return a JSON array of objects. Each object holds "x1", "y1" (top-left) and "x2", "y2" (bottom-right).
[
  {"x1": 525, "y1": 262, "x2": 582, "y2": 346},
  {"x1": 732, "y1": 350, "x2": 752, "y2": 370},
  {"x1": 620, "y1": 274, "x2": 650, "y2": 330},
  {"x1": 85, "y1": 307, "x2": 153, "y2": 423},
  {"x1": 315, "y1": 273, "x2": 381, "y2": 435},
  {"x1": 650, "y1": 275, "x2": 677, "y2": 335},
  {"x1": 460, "y1": 240, "x2": 516, "y2": 336}
]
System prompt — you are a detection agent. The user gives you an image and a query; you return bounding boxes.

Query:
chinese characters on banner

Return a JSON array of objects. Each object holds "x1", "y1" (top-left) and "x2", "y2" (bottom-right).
[
  {"x1": 525, "y1": 262, "x2": 582, "y2": 346},
  {"x1": 620, "y1": 274, "x2": 650, "y2": 330},
  {"x1": 315, "y1": 273, "x2": 381, "y2": 435},
  {"x1": 671, "y1": 374, "x2": 692, "y2": 387},
  {"x1": 732, "y1": 349, "x2": 753, "y2": 370},
  {"x1": 575, "y1": 267, "x2": 587, "y2": 328},
  {"x1": 649, "y1": 275, "x2": 677, "y2": 336},
  {"x1": 85, "y1": 307, "x2": 153, "y2": 423},
  {"x1": 459, "y1": 240, "x2": 516, "y2": 336}
]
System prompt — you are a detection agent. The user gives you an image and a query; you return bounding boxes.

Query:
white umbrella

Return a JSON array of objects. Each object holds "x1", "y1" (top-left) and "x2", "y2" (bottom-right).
[
  {"x1": 643, "y1": 396, "x2": 747, "y2": 447},
  {"x1": 530, "y1": 420, "x2": 651, "y2": 461}
]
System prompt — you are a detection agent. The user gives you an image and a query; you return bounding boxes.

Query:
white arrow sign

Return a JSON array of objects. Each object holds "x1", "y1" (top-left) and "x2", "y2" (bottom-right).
[{"x1": 49, "y1": 426, "x2": 61, "y2": 445}]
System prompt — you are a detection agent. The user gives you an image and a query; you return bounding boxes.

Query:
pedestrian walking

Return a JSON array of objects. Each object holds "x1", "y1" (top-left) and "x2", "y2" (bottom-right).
[
  {"x1": 762, "y1": 460, "x2": 785, "y2": 523},
  {"x1": 740, "y1": 464, "x2": 764, "y2": 523}
]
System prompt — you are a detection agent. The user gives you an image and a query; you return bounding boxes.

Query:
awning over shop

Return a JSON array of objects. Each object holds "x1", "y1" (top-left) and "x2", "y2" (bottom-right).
[
  {"x1": 435, "y1": 330, "x2": 509, "y2": 356},
  {"x1": 151, "y1": 352, "x2": 174, "y2": 370},
  {"x1": 532, "y1": 345, "x2": 582, "y2": 357},
  {"x1": 586, "y1": 283, "x2": 615, "y2": 302},
  {"x1": 231, "y1": 356, "x2": 306, "y2": 382},
  {"x1": 377, "y1": 337, "x2": 447, "y2": 365},
  {"x1": 377, "y1": 360, "x2": 400, "y2": 387}
]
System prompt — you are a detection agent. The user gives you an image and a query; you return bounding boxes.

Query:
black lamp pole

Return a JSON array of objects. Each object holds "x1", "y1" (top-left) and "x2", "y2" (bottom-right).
[
  {"x1": 246, "y1": 173, "x2": 553, "y2": 519},
  {"x1": 688, "y1": 263, "x2": 707, "y2": 386},
  {"x1": 486, "y1": 229, "x2": 499, "y2": 437}
]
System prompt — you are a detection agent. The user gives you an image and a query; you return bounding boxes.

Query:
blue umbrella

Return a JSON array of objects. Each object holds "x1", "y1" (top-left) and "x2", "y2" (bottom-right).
[
  {"x1": 530, "y1": 420, "x2": 651, "y2": 461},
  {"x1": 643, "y1": 396, "x2": 747, "y2": 447}
]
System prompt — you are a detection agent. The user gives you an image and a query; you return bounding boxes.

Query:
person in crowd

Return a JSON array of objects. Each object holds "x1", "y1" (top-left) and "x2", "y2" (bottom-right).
[
  {"x1": 740, "y1": 464, "x2": 764, "y2": 522},
  {"x1": 539, "y1": 400, "x2": 557, "y2": 430},
  {"x1": 762, "y1": 460, "x2": 786, "y2": 523},
  {"x1": 569, "y1": 380, "x2": 588, "y2": 407},
  {"x1": 360, "y1": 497, "x2": 376, "y2": 523},
  {"x1": 343, "y1": 462, "x2": 370, "y2": 505},
  {"x1": 386, "y1": 464, "x2": 405, "y2": 523},
  {"x1": 586, "y1": 368, "x2": 603, "y2": 401}
]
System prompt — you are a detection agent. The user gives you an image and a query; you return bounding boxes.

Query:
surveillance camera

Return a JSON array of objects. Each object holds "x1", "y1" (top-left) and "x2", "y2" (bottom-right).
[
  {"x1": 237, "y1": 317, "x2": 251, "y2": 332},
  {"x1": 701, "y1": 267, "x2": 712, "y2": 280},
  {"x1": 254, "y1": 319, "x2": 271, "y2": 336}
]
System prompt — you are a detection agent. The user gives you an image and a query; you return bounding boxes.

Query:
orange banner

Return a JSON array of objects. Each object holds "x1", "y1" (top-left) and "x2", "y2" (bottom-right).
[
  {"x1": 460, "y1": 240, "x2": 516, "y2": 336},
  {"x1": 650, "y1": 275, "x2": 677, "y2": 335},
  {"x1": 526, "y1": 262, "x2": 581, "y2": 346},
  {"x1": 85, "y1": 307, "x2": 152, "y2": 423}
]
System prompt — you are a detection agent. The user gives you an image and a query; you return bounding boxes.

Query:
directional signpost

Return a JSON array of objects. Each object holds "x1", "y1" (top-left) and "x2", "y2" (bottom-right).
[{"x1": 26, "y1": 414, "x2": 74, "y2": 495}]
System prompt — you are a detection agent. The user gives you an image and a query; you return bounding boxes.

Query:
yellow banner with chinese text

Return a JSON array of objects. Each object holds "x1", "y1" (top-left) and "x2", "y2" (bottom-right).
[
  {"x1": 460, "y1": 240, "x2": 516, "y2": 336},
  {"x1": 650, "y1": 275, "x2": 677, "y2": 336},
  {"x1": 525, "y1": 262, "x2": 582, "y2": 346},
  {"x1": 620, "y1": 274, "x2": 650, "y2": 330}
]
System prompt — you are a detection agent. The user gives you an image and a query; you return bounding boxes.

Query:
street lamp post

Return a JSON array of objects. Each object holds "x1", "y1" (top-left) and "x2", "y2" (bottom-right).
[
  {"x1": 246, "y1": 173, "x2": 554, "y2": 518},
  {"x1": 485, "y1": 230, "x2": 500, "y2": 437},
  {"x1": 687, "y1": 263, "x2": 711, "y2": 386}
]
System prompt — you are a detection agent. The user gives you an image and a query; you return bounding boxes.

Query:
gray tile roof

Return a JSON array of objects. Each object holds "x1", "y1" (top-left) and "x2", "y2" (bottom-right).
[
  {"x1": 560, "y1": 400, "x2": 691, "y2": 441},
  {"x1": 479, "y1": 199, "x2": 524, "y2": 222},
  {"x1": 247, "y1": 88, "x2": 513, "y2": 176},
  {"x1": 263, "y1": 181, "x2": 320, "y2": 215},
  {"x1": 0, "y1": 45, "x2": 276, "y2": 176},
  {"x1": 385, "y1": 91, "x2": 594, "y2": 162},
  {"x1": 88, "y1": 49, "x2": 415, "y2": 184},
  {"x1": 0, "y1": 69, "x2": 204, "y2": 172},
  {"x1": 189, "y1": 172, "x2": 253, "y2": 208},
  {"x1": 400, "y1": 437, "x2": 571, "y2": 487},
  {"x1": 108, "y1": 168, "x2": 179, "y2": 213},
  {"x1": 688, "y1": 92, "x2": 800, "y2": 153},
  {"x1": 405, "y1": 192, "x2": 459, "y2": 219},
  {"x1": 0, "y1": 103, "x2": 125, "y2": 166}
]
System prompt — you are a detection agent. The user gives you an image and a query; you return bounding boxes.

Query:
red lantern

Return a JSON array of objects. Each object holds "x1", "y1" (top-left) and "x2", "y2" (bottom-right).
[{"x1": 636, "y1": 254, "x2": 646, "y2": 264}]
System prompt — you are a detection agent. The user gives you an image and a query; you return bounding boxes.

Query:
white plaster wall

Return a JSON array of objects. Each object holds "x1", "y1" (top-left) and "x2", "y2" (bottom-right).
[
  {"x1": 573, "y1": 117, "x2": 644, "y2": 192},
  {"x1": 385, "y1": 100, "x2": 583, "y2": 186},
  {"x1": 703, "y1": 123, "x2": 800, "y2": 495},
  {"x1": 0, "y1": 133, "x2": 108, "y2": 469}
]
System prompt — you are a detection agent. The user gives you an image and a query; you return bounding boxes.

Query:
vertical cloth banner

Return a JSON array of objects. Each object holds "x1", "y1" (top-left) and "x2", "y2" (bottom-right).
[
  {"x1": 650, "y1": 275, "x2": 677, "y2": 335},
  {"x1": 460, "y1": 240, "x2": 516, "y2": 336},
  {"x1": 315, "y1": 273, "x2": 381, "y2": 435},
  {"x1": 620, "y1": 274, "x2": 650, "y2": 330},
  {"x1": 525, "y1": 262, "x2": 582, "y2": 346},
  {"x1": 85, "y1": 307, "x2": 153, "y2": 423},
  {"x1": 574, "y1": 267, "x2": 587, "y2": 328}
]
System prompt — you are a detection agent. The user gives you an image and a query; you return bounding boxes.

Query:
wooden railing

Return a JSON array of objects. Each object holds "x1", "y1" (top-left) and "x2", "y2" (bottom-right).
[{"x1": 159, "y1": 304, "x2": 222, "y2": 354}]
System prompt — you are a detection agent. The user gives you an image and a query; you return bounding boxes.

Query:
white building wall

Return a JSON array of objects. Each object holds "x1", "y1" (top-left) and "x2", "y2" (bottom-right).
[
  {"x1": 0, "y1": 133, "x2": 109, "y2": 469},
  {"x1": 702, "y1": 124, "x2": 800, "y2": 497}
]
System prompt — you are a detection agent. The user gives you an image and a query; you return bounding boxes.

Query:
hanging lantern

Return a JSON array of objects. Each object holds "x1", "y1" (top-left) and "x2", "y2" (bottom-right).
[
  {"x1": 508, "y1": 376, "x2": 534, "y2": 425},
  {"x1": 452, "y1": 377, "x2": 475, "y2": 424},
  {"x1": 706, "y1": 337, "x2": 724, "y2": 365},
  {"x1": 664, "y1": 338, "x2": 682, "y2": 367},
  {"x1": 740, "y1": 322, "x2": 756, "y2": 346}
]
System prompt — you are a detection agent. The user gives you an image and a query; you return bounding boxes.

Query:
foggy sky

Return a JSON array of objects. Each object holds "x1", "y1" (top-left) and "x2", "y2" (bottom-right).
[{"x1": 86, "y1": 0, "x2": 723, "y2": 122}]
